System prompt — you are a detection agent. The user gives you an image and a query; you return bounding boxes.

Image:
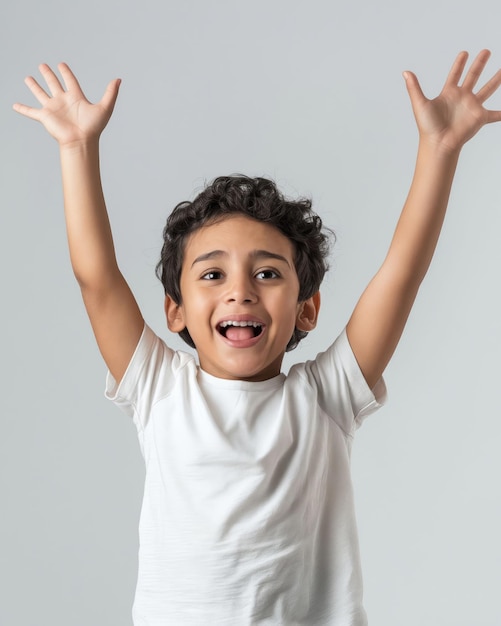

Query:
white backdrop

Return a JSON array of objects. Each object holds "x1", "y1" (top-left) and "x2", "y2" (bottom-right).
[{"x1": 2, "y1": 1, "x2": 500, "y2": 624}]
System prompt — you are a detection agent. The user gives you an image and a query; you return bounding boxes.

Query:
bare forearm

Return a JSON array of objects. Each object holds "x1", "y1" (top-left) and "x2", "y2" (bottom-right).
[
  {"x1": 347, "y1": 141, "x2": 461, "y2": 387},
  {"x1": 16, "y1": 64, "x2": 144, "y2": 381},
  {"x1": 384, "y1": 139, "x2": 460, "y2": 287},
  {"x1": 345, "y1": 51, "x2": 501, "y2": 388},
  {"x1": 60, "y1": 139, "x2": 119, "y2": 287}
]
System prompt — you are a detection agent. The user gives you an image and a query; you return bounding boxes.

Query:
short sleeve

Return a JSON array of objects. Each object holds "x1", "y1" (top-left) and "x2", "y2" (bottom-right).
[
  {"x1": 298, "y1": 328, "x2": 387, "y2": 435},
  {"x1": 105, "y1": 324, "x2": 192, "y2": 435}
]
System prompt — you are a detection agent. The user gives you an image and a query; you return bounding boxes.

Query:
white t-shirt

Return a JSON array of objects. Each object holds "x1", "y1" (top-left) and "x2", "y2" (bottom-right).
[{"x1": 106, "y1": 324, "x2": 386, "y2": 625}]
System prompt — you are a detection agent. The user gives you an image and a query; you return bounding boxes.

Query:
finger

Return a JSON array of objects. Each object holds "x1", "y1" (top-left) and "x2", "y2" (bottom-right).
[
  {"x1": 462, "y1": 49, "x2": 491, "y2": 91},
  {"x1": 476, "y1": 68, "x2": 501, "y2": 103},
  {"x1": 403, "y1": 71, "x2": 428, "y2": 111},
  {"x1": 24, "y1": 75, "x2": 50, "y2": 105},
  {"x1": 39, "y1": 63, "x2": 65, "y2": 96},
  {"x1": 12, "y1": 102, "x2": 41, "y2": 121},
  {"x1": 58, "y1": 62, "x2": 85, "y2": 97},
  {"x1": 485, "y1": 109, "x2": 501, "y2": 124},
  {"x1": 99, "y1": 78, "x2": 121, "y2": 112},
  {"x1": 445, "y1": 51, "x2": 469, "y2": 87}
]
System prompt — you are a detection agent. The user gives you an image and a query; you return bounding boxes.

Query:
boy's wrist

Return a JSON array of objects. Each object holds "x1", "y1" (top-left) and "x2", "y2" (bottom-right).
[
  {"x1": 417, "y1": 134, "x2": 462, "y2": 161},
  {"x1": 59, "y1": 136, "x2": 101, "y2": 156}
]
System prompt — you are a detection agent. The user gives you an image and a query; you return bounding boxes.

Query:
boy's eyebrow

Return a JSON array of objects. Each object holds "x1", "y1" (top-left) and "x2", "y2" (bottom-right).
[
  {"x1": 191, "y1": 249, "x2": 291, "y2": 268},
  {"x1": 191, "y1": 250, "x2": 225, "y2": 267},
  {"x1": 251, "y1": 250, "x2": 292, "y2": 267}
]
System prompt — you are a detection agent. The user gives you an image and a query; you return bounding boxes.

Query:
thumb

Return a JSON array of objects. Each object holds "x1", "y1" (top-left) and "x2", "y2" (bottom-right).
[
  {"x1": 100, "y1": 78, "x2": 121, "y2": 113},
  {"x1": 403, "y1": 71, "x2": 427, "y2": 112}
]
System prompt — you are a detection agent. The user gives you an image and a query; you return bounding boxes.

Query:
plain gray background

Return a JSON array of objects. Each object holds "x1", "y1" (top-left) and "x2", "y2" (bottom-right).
[{"x1": 2, "y1": 1, "x2": 500, "y2": 624}]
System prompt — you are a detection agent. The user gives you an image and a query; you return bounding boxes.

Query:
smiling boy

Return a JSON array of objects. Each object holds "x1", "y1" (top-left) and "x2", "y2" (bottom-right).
[
  {"x1": 164, "y1": 202, "x2": 322, "y2": 382},
  {"x1": 14, "y1": 51, "x2": 501, "y2": 625},
  {"x1": 169, "y1": 215, "x2": 308, "y2": 381}
]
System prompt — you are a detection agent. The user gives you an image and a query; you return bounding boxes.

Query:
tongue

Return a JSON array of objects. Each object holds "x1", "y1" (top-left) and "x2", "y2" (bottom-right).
[{"x1": 225, "y1": 326, "x2": 254, "y2": 341}]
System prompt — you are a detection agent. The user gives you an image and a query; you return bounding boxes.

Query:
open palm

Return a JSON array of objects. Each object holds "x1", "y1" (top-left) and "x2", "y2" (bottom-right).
[
  {"x1": 13, "y1": 63, "x2": 120, "y2": 146},
  {"x1": 404, "y1": 50, "x2": 501, "y2": 152}
]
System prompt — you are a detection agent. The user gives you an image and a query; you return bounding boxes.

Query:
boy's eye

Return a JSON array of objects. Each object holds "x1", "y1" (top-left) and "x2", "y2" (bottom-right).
[
  {"x1": 201, "y1": 271, "x2": 223, "y2": 280},
  {"x1": 255, "y1": 269, "x2": 279, "y2": 280}
]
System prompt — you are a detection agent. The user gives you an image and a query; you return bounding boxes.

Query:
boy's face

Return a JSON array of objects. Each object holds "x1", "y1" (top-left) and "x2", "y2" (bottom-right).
[{"x1": 165, "y1": 215, "x2": 318, "y2": 381}]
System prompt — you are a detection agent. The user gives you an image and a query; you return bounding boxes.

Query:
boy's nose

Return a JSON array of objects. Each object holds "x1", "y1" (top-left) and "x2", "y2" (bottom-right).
[{"x1": 225, "y1": 275, "x2": 258, "y2": 304}]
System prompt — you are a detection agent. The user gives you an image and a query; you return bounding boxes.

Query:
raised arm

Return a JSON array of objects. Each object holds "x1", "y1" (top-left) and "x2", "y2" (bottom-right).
[
  {"x1": 346, "y1": 50, "x2": 501, "y2": 389},
  {"x1": 14, "y1": 63, "x2": 144, "y2": 383}
]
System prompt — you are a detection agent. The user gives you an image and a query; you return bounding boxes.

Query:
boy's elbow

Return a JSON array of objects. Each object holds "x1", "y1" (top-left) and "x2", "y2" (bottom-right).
[{"x1": 73, "y1": 263, "x2": 122, "y2": 293}]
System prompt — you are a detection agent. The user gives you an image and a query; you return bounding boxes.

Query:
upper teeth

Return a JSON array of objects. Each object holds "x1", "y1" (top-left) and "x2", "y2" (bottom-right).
[{"x1": 220, "y1": 321, "x2": 262, "y2": 328}]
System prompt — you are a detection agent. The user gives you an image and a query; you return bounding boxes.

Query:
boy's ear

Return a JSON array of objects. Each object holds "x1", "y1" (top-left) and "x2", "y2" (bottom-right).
[
  {"x1": 164, "y1": 295, "x2": 186, "y2": 332},
  {"x1": 296, "y1": 291, "x2": 321, "y2": 332}
]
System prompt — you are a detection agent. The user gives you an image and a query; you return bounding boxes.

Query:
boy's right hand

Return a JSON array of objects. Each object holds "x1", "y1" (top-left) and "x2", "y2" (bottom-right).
[
  {"x1": 13, "y1": 63, "x2": 121, "y2": 147},
  {"x1": 14, "y1": 62, "x2": 144, "y2": 384}
]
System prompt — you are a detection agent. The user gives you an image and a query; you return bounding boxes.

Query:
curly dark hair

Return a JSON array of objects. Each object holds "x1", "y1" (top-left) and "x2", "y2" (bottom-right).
[{"x1": 156, "y1": 175, "x2": 333, "y2": 351}]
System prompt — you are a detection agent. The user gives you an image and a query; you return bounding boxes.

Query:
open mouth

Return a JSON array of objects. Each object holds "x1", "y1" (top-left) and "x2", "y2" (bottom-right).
[{"x1": 217, "y1": 320, "x2": 264, "y2": 340}]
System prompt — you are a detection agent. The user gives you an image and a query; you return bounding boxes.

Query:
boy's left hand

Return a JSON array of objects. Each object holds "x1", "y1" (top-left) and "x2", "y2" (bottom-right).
[
  {"x1": 347, "y1": 49, "x2": 501, "y2": 390},
  {"x1": 404, "y1": 49, "x2": 501, "y2": 153}
]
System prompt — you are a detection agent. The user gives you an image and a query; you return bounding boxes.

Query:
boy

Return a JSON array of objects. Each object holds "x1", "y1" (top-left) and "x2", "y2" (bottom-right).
[{"x1": 13, "y1": 51, "x2": 501, "y2": 624}]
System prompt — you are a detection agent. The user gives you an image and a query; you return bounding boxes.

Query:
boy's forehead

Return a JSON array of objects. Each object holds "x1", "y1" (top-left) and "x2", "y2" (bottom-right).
[{"x1": 183, "y1": 215, "x2": 295, "y2": 260}]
